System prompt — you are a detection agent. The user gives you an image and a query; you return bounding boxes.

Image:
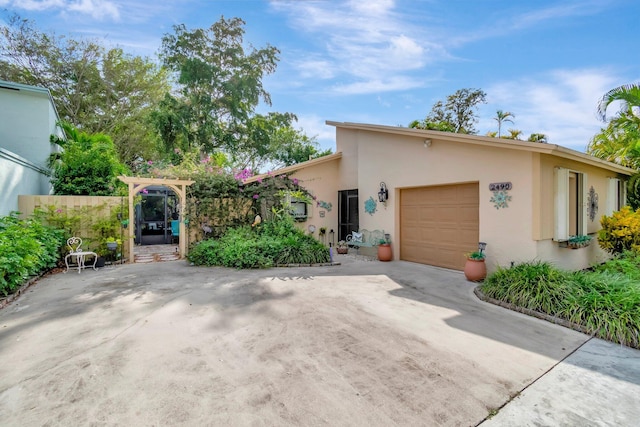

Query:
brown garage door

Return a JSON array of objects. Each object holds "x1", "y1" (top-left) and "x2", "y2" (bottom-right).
[{"x1": 400, "y1": 183, "x2": 479, "y2": 270}]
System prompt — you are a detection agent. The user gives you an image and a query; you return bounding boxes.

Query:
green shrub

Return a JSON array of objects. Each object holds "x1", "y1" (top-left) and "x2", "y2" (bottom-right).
[
  {"x1": 598, "y1": 206, "x2": 640, "y2": 255},
  {"x1": 593, "y1": 251, "x2": 640, "y2": 280},
  {"x1": 188, "y1": 216, "x2": 329, "y2": 268},
  {"x1": 481, "y1": 259, "x2": 640, "y2": 348},
  {"x1": 562, "y1": 272, "x2": 640, "y2": 348},
  {"x1": 0, "y1": 214, "x2": 65, "y2": 296},
  {"x1": 480, "y1": 261, "x2": 572, "y2": 315}
]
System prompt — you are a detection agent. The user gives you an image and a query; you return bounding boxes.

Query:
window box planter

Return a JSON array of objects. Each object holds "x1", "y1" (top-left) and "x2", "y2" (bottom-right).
[{"x1": 560, "y1": 235, "x2": 593, "y2": 249}]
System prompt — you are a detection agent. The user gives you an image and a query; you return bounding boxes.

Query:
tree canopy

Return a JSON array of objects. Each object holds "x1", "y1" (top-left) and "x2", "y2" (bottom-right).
[
  {"x1": 48, "y1": 122, "x2": 128, "y2": 196},
  {"x1": 0, "y1": 14, "x2": 170, "y2": 168},
  {"x1": 410, "y1": 88, "x2": 487, "y2": 134},
  {"x1": 151, "y1": 17, "x2": 327, "y2": 171}
]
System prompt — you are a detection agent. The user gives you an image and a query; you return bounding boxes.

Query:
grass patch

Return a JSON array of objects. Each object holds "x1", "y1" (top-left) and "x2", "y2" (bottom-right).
[{"x1": 480, "y1": 255, "x2": 640, "y2": 349}]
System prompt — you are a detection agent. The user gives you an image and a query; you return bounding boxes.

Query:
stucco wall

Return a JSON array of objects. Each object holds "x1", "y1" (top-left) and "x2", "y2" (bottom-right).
[
  {"x1": 345, "y1": 130, "x2": 537, "y2": 271},
  {"x1": 288, "y1": 158, "x2": 341, "y2": 246},
  {"x1": 535, "y1": 153, "x2": 621, "y2": 270},
  {"x1": 290, "y1": 124, "x2": 631, "y2": 272},
  {"x1": 0, "y1": 153, "x2": 52, "y2": 216},
  {"x1": 0, "y1": 87, "x2": 59, "y2": 167}
]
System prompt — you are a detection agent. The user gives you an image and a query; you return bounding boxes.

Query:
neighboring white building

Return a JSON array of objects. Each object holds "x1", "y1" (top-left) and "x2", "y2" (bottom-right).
[{"x1": 0, "y1": 80, "x2": 63, "y2": 216}]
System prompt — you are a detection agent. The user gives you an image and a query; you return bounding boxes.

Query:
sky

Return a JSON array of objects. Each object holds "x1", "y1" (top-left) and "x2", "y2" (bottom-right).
[{"x1": 1, "y1": 0, "x2": 639, "y2": 153}]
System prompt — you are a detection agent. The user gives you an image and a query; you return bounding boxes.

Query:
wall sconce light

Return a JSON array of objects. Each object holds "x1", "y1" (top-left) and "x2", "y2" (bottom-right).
[
  {"x1": 378, "y1": 182, "x2": 389, "y2": 203},
  {"x1": 329, "y1": 229, "x2": 335, "y2": 247},
  {"x1": 424, "y1": 139, "x2": 432, "y2": 148},
  {"x1": 478, "y1": 242, "x2": 487, "y2": 253}
]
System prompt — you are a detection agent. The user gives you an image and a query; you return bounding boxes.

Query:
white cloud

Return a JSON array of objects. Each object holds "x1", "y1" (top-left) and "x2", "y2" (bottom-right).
[
  {"x1": 332, "y1": 76, "x2": 425, "y2": 95},
  {"x1": 294, "y1": 113, "x2": 336, "y2": 151},
  {"x1": 270, "y1": 0, "x2": 448, "y2": 94},
  {"x1": 7, "y1": 0, "x2": 64, "y2": 10},
  {"x1": 67, "y1": 0, "x2": 119, "y2": 21},
  {"x1": 6, "y1": 0, "x2": 120, "y2": 20},
  {"x1": 295, "y1": 58, "x2": 336, "y2": 80},
  {"x1": 483, "y1": 68, "x2": 621, "y2": 151},
  {"x1": 450, "y1": 1, "x2": 611, "y2": 47}
]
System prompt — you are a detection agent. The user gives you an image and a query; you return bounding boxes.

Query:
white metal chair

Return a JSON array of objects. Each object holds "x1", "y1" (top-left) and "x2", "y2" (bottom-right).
[{"x1": 64, "y1": 237, "x2": 98, "y2": 274}]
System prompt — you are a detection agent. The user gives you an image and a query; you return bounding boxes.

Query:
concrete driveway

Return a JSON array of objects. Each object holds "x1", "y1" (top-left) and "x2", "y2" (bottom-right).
[{"x1": 0, "y1": 256, "x2": 613, "y2": 425}]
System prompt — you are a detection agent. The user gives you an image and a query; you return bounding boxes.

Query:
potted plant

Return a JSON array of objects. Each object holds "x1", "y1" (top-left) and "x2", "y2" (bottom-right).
[
  {"x1": 464, "y1": 251, "x2": 486, "y2": 282},
  {"x1": 106, "y1": 237, "x2": 119, "y2": 251},
  {"x1": 377, "y1": 237, "x2": 392, "y2": 262},
  {"x1": 566, "y1": 235, "x2": 592, "y2": 249},
  {"x1": 336, "y1": 240, "x2": 349, "y2": 254}
]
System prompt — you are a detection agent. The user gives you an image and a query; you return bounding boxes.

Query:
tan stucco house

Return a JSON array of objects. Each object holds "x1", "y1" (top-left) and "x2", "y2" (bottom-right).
[{"x1": 246, "y1": 121, "x2": 634, "y2": 272}]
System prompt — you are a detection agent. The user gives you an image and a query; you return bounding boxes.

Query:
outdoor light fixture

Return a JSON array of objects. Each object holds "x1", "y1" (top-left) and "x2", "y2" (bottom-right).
[
  {"x1": 378, "y1": 182, "x2": 389, "y2": 203},
  {"x1": 478, "y1": 242, "x2": 487, "y2": 253},
  {"x1": 424, "y1": 139, "x2": 432, "y2": 148},
  {"x1": 329, "y1": 229, "x2": 335, "y2": 247}
]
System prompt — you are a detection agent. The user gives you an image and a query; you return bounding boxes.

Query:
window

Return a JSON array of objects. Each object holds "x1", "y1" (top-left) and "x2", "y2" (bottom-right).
[
  {"x1": 554, "y1": 167, "x2": 587, "y2": 241},
  {"x1": 606, "y1": 178, "x2": 626, "y2": 215},
  {"x1": 289, "y1": 200, "x2": 308, "y2": 219}
]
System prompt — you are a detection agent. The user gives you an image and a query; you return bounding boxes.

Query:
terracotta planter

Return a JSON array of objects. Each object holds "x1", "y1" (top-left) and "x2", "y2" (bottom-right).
[
  {"x1": 336, "y1": 247, "x2": 349, "y2": 254},
  {"x1": 464, "y1": 258, "x2": 486, "y2": 282},
  {"x1": 377, "y1": 243, "x2": 392, "y2": 262}
]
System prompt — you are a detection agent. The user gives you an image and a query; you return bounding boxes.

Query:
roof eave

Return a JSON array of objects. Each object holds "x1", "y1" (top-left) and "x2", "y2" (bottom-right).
[
  {"x1": 326, "y1": 121, "x2": 636, "y2": 176},
  {"x1": 242, "y1": 152, "x2": 342, "y2": 184}
]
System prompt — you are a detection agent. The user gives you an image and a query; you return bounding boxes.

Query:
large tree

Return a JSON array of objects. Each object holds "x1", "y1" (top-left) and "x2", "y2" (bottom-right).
[
  {"x1": 411, "y1": 88, "x2": 487, "y2": 134},
  {"x1": 0, "y1": 14, "x2": 169, "y2": 167},
  {"x1": 157, "y1": 17, "x2": 279, "y2": 157}
]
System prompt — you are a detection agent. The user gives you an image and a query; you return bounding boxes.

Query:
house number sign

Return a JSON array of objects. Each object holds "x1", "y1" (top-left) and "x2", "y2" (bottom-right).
[{"x1": 489, "y1": 182, "x2": 512, "y2": 191}]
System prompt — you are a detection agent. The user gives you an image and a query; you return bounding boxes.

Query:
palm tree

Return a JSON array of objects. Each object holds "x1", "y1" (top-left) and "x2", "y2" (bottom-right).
[
  {"x1": 588, "y1": 83, "x2": 640, "y2": 168},
  {"x1": 502, "y1": 129, "x2": 523, "y2": 140},
  {"x1": 493, "y1": 110, "x2": 515, "y2": 137},
  {"x1": 597, "y1": 83, "x2": 640, "y2": 121},
  {"x1": 587, "y1": 108, "x2": 640, "y2": 168}
]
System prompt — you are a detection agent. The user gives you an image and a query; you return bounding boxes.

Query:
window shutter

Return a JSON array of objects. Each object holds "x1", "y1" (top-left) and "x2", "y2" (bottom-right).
[
  {"x1": 580, "y1": 173, "x2": 588, "y2": 236},
  {"x1": 554, "y1": 167, "x2": 569, "y2": 241},
  {"x1": 606, "y1": 178, "x2": 619, "y2": 215}
]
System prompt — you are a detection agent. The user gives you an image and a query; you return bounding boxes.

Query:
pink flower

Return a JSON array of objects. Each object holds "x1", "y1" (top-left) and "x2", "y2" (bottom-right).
[
  {"x1": 147, "y1": 160, "x2": 153, "y2": 165},
  {"x1": 142, "y1": 189, "x2": 148, "y2": 194},
  {"x1": 253, "y1": 194, "x2": 259, "y2": 200},
  {"x1": 257, "y1": 178, "x2": 263, "y2": 184},
  {"x1": 292, "y1": 178, "x2": 299, "y2": 185},
  {"x1": 56, "y1": 209, "x2": 63, "y2": 213}
]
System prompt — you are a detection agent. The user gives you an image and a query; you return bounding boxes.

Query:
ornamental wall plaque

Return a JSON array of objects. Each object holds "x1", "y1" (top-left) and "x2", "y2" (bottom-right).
[
  {"x1": 490, "y1": 190, "x2": 512, "y2": 210},
  {"x1": 364, "y1": 197, "x2": 377, "y2": 215},
  {"x1": 317, "y1": 201, "x2": 332, "y2": 211},
  {"x1": 588, "y1": 186, "x2": 598, "y2": 222}
]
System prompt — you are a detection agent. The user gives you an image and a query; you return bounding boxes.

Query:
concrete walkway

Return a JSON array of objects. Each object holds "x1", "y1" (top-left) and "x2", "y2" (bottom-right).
[
  {"x1": 0, "y1": 255, "x2": 637, "y2": 426},
  {"x1": 481, "y1": 338, "x2": 640, "y2": 426}
]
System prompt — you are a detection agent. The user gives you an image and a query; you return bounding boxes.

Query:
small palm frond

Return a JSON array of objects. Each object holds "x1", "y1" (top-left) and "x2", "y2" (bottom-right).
[{"x1": 597, "y1": 83, "x2": 640, "y2": 121}]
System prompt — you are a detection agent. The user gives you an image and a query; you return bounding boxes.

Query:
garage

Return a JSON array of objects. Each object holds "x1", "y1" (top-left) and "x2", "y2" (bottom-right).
[{"x1": 400, "y1": 183, "x2": 479, "y2": 270}]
